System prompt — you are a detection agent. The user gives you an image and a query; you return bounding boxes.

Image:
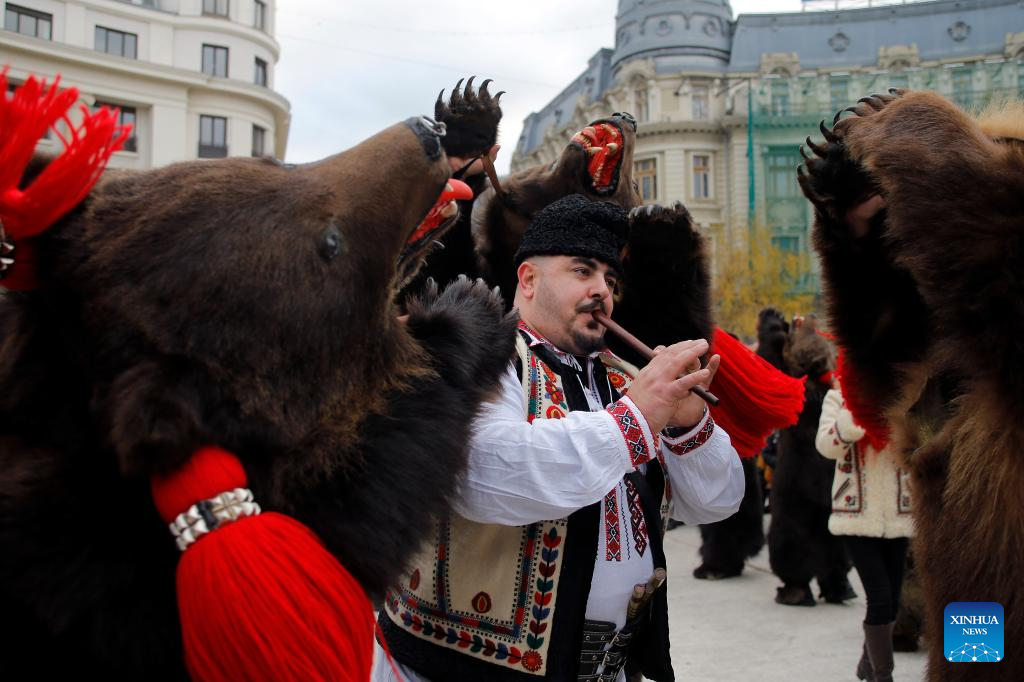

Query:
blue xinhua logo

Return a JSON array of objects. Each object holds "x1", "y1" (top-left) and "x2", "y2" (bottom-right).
[{"x1": 944, "y1": 602, "x2": 1004, "y2": 663}]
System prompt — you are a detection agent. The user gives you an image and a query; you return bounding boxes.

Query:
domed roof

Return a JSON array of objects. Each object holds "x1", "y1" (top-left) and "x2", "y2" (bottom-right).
[{"x1": 613, "y1": 0, "x2": 734, "y2": 70}]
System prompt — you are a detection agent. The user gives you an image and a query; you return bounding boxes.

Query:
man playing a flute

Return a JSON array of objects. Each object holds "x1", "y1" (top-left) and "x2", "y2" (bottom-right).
[{"x1": 376, "y1": 194, "x2": 744, "y2": 682}]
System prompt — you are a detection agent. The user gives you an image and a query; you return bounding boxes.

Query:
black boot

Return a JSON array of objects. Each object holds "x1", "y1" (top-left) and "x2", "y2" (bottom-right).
[
  {"x1": 864, "y1": 622, "x2": 894, "y2": 682},
  {"x1": 855, "y1": 639, "x2": 872, "y2": 680}
]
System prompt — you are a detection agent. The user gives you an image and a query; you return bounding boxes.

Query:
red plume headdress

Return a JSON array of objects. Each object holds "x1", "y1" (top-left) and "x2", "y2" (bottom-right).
[{"x1": 0, "y1": 67, "x2": 130, "y2": 289}]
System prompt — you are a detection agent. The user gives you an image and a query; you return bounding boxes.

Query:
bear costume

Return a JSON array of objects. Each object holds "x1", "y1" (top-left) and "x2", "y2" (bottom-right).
[
  {"x1": 398, "y1": 77, "x2": 504, "y2": 299},
  {"x1": 0, "y1": 73, "x2": 517, "y2": 679},
  {"x1": 799, "y1": 88, "x2": 1024, "y2": 681},
  {"x1": 767, "y1": 317, "x2": 855, "y2": 606},
  {"x1": 690, "y1": 308, "x2": 795, "y2": 580}
]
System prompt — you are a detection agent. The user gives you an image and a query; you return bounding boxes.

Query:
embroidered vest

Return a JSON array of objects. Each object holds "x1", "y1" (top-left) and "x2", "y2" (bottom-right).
[{"x1": 379, "y1": 331, "x2": 675, "y2": 681}]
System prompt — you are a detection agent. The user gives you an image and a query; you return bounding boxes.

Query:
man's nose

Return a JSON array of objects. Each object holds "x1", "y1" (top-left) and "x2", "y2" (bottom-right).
[{"x1": 590, "y1": 280, "x2": 611, "y2": 300}]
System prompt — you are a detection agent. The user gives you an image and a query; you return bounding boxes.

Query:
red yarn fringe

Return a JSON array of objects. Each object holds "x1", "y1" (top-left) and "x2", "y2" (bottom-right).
[
  {"x1": 1, "y1": 67, "x2": 130, "y2": 289},
  {"x1": 835, "y1": 350, "x2": 890, "y2": 451},
  {"x1": 709, "y1": 327, "x2": 806, "y2": 458},
  {"x1": 151, "y1": 447, "x2": 374, "y2": 682}
]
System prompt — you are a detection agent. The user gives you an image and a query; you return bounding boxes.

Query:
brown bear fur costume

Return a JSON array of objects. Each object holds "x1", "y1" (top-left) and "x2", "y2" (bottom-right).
[
  {"x1": 0, "y1": 116, "x2": 517, "y2": 678},
  {"x1": 799, "y1": 88, "x2": 1024, "y2": 681},
  {"x1": 407, "y1": 105, "x2": 717, "y2": 371},
  {"x1": 468, "y1": 112, "x2": 644, "y2": 304},
  {"x1": 398, "y1": 77, "x2": 503, "y2": 299},
  {"x1": 401, "y1": 100, "x2": 718, "y2": 368}
]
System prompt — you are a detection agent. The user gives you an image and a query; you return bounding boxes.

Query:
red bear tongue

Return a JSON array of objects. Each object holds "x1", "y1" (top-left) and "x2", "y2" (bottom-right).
[
  {"x1": 407, "y1": 179, "x2": 474, "y2": 245},
  {"x1": 440, "y1": 178, "x2": 473, "y2": 203}
]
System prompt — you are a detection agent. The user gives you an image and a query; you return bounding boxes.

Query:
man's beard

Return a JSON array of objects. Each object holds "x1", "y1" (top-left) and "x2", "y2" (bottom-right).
[
  {"x1": 570, "y1": 326, "x2": 606, "y2": 355},
  {"x1": 569, "y1": 300, "x2": 607, "y2": 355}
]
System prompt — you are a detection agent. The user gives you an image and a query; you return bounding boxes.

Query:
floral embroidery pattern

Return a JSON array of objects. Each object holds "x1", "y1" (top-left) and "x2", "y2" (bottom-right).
[
  {"x1": 607, "y1": 368, "x2": 628, "y2": 390},
  {"x1": 386, "y1": 521, "x2": 563, "y2": 674},
  {"x1": 542, "y1": 364, "x2": 566, "y2": 408},
  {"x1": 527, "y1": 527, "x2": 561, "y2": 650},
  {"x1": 522, "y1": 650, "x2": 543, "y2": 672},
  {"x1": 387, "y1": 593, "x2": 525, "y2": 666}
]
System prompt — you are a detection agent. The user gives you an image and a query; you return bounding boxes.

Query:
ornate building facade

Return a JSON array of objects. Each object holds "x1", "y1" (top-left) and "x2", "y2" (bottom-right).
[
  {"x1": 512, "y1": 0, "x2": 1024, "y2": 292},
  {"x1": 1, "y1": 0, "x2": 290, "y2": 168}
]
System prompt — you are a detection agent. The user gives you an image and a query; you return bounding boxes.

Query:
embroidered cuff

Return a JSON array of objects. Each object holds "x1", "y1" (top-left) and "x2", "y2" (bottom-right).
[
  {"x1": 663, "y1": 411, "x2": 715, "y2": 457},
  {"x1": 605, "y1": 396, "x2": 658, "y2": 469}
]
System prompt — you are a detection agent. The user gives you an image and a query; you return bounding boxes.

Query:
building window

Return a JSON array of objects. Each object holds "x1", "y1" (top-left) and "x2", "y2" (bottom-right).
[
  {"x1": 95, "y1": 26, "x2": 138, "y2": 59},
  {"x1": 951, "y1": 68, "x2": 972, "y2": 110},
  {"x1": 633, "y1": 83, "x2": 648, "y2": 123},
  {"x1": 692, "y1": 154, "x2": 711, "y2": 199},
  {"x1": 199, "y1": 115, "x2": 227, "y2": 158},
  {"x1": 95, "y1": 101, "x2": 137, "y2": 153},
  {"x1": 829, "y1": 77, "x2": 849, "y2": 113},
  {"x1": 889, "y1": 73, "x2": 909, "y2": 91},
  {"x1": 766, "y1": 151, "x2": 801, "y2": 199},
  {"x1": 770, "y1": 80, "x2": 790, "y2": 116},
  {"x1": 692, "y1": 87, "x2": 709, "y2": 121},
  {"x1": 254, "y1": 57, "x2": 267, "y2": 87},
  {"x1": 4, "y1": 4, "x2": 52, "y2": 39},
  {"x1": 635, "y1": 158, "x2": 657, "y2": 202},
  {"x1": 203, "y1": 0, "x2": 229, "y2": 17},
  {"x1": 771, "y1": 235, "x2": 800, "y2": 253},
  {"x1": 202, "y1": 44, "x2": 229, "y2": 77},
  {"x1": 252, "y1": 124, "x2": 266, "y2": 156},
  {"x1": 254, "y1": 0, "x2": 266, "y2": 30}
]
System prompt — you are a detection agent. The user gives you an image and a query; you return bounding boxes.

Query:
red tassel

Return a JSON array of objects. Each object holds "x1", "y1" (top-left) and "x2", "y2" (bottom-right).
[
  {"x1": 151, "y1": 447, "x2": 374, "y2": 682},
  {"x1": 835, "y1": 350, "x2": 890, "y2": 451},
  {"x1": 1, "y1": 67, "x2": 130, "y2": 290},
  {"x1": 709, "y1": 327, "x2": 806, "y2": 458}
]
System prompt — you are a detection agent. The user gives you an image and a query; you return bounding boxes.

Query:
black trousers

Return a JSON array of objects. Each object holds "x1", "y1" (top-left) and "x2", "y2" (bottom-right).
[{"x1": 843, "y1": 535, "x2": 909, "y2": 625}]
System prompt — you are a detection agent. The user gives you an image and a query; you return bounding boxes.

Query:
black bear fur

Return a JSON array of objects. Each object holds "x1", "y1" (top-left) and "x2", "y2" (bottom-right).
[{"x1": 767, "y1": 320, "x2": 853, "y2": 604}]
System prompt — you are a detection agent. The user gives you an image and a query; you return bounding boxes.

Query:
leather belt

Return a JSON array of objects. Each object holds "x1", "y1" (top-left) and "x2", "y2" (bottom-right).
[{"x1": 577, "y1": 618, "x2": 638, "y2": 681}]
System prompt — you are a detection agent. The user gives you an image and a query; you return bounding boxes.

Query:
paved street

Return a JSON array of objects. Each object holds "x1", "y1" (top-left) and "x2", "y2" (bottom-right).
[{"x1": 661, "y1": 521, "x2": 928, "y2": 681}]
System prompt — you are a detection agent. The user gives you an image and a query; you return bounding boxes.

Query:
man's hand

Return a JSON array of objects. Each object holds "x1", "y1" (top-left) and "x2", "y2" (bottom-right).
[
  {"x1": 845, "y1": 193, "x2": 885, "y2": 238},
  {"x1": 448, "y1": 144, "x2": 500, "y2": 179},
  {"x1": 665, "y1": 353, "x2": 719, "y2": 430},
  {"x1": 625, "y1": 339, "x2": 711, "y2": 435}
]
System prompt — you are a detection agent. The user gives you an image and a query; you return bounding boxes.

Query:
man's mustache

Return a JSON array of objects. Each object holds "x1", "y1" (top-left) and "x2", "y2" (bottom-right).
[{"x1": 576, "y1": 300, "x2": 607, "y2": 315}]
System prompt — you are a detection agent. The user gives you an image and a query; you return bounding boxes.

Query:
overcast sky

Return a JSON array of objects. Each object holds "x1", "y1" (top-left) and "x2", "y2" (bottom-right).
[{"x1": 276, "y1": 1, "x2": 806, "y2": 173}]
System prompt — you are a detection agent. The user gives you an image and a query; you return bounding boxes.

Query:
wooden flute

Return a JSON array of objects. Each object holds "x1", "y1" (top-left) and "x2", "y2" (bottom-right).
[{"x1": 592, "y1": 310, "x2": 720, "y2": 407}]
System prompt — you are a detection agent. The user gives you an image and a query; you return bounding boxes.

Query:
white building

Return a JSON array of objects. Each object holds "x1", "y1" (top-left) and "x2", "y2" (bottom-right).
[
  {"x1": 1, "y1": 0, "x2": 290, "y2": 169},
  {"x1": 513, "y1": 0, "x2": 1024, "y2": 293}
]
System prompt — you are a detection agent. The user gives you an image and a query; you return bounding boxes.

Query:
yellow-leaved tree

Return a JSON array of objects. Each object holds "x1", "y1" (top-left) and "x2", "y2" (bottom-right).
[{"x1": 712, "y1": 222, "x2": 819, "y2": 341}]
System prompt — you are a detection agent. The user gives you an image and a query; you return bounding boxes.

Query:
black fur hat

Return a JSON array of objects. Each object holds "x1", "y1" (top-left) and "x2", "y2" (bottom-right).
[{"x1": 514, "y1": 194, "x2": 628, "y2": 274}]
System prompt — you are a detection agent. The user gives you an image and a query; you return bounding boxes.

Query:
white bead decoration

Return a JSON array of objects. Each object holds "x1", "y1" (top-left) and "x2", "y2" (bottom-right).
[{"x1": 168, "y1": 487, "x2": 261, "y2": 552}]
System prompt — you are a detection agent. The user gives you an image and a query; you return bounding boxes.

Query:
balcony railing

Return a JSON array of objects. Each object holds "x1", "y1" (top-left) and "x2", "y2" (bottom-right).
[{"x1": 752, "y1": 85, "x2": 1023, "y2": 121}]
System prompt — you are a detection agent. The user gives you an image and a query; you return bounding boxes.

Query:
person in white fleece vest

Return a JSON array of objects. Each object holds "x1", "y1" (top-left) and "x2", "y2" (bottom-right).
[{"x1": 816, "y1": 386, "x2": 913, "y2": 682}]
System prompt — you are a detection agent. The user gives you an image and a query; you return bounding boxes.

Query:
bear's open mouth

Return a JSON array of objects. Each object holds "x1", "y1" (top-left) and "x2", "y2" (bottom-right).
[
  {"x1": 572, "y1": 121, "x2": 624, "y2": 194},
  {"x1": 396, "y1": 178, "x2": 473, "y2": 284}
]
